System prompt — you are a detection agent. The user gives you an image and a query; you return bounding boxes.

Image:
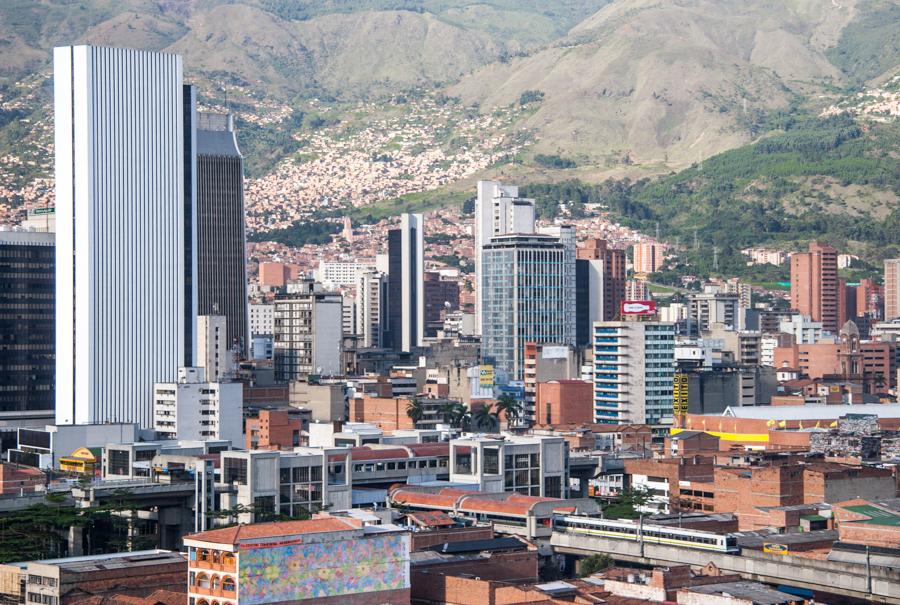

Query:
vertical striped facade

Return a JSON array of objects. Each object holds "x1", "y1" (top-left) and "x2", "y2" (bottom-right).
[
  {"x1": 196, "y1": 113, "x2": 249, "y2": 353},
  {"x1": 54, "y1": 46, "x2": 196, "y2": 427}
]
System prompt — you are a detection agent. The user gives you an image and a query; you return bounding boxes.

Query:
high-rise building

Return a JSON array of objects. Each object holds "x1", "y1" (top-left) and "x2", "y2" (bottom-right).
[
  {"x1": 386, "y1": 213, "x2": 424, "y2": 351},
  {"x1": 153, "y1": 366, "x2": 242, "y2": 445},
  {"x1": 578, "y1": 238, "x2": 626, "y2": 321},
  {"x1": 274, "y1": 282, "x2": 343, "y2": 380},
  {"x1": 196, "y1": 112, "x2": 249, "y2": 355},
  {"x1": 592, "y1": 321, "x2": 675, "y2": 426},
  {"x1": 575, "y1": 256, "x2": 604, "y2": 346},
  {"x1": 54, "y1": 46, "x2": 196, "y2": 427},
  {"x1": 885, "y1": 259, "x2": 900, "y2": 321},
  {"x1": 474, "y1": 181, "x2": 535, "y2": 333},
  {"x1": 356, "y1": 269, "x2": 386, "y2": 348},
  {"x1": 0, "y1": 230, "x2": 55, "y2": 424},
  {"x1": 341, "y1": 294, "x2": 357, "y2": 337},
  {"x1": 791, "y1": 241, "x2": 839, "y2": 333},
  {"x1": 839, "y1": 279, "x2": 858, "y2": 327},
  {"x1": 197, "y1": 315, "x2": 230, "y2": 382},
  {"x1": 689, "y1": 292, "x2": 741, "y2": 332},
  {"x1": 633, "y1": 241, "x2": 667, "y2": 274},
  {"x1": 481, "y1": 234, "x2": 576, "y2": 382},
  {"x1": 423, "y1": 271, "x2": 460, "y2": 337}
]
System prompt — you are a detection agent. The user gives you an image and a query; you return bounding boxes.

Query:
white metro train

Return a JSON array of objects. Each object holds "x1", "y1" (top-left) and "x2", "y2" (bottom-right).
[{"x1": 552, "y1": 514, "x2": 740, "y2": 553}]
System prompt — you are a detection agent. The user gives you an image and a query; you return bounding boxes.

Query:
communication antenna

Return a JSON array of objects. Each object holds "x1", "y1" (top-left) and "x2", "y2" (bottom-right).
[
  {"x1": 693, "y1": 230, "x2": 699, "y2": 250},
  {"x1": 713, "y1": 246, "x2": 720, "y2": 271}
]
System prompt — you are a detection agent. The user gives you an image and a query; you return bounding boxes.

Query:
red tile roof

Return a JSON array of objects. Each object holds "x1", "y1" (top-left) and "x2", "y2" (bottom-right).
[
  {"x1": 406, "y1": 443, "x2": 450, "y2": 457},
  {"x1": 184, "y1": 516, "x2": 358, "y2": 545},
  {"x1": 457, "y1": 496, "x2": 532, "y2": 517},
  {"x1": 407, "y1": 511, "x2": 457, "y2": 527}
]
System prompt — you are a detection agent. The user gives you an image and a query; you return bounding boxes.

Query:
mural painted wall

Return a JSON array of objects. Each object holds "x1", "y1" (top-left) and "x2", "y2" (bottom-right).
[{"x1": 238, "y1": 533, "x2": 409, "y2": 604}]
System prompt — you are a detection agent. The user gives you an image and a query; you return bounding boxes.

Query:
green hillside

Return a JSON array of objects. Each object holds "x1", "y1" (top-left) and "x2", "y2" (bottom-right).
[{"x1": 522, "y1": 114, "x2": 900, "y2": 277}]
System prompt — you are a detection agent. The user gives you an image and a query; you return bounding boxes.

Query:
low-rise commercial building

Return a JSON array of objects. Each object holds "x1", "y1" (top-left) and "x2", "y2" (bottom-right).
[
  {"x1": 184, "y1": 515, "x2": 411, "y2": 605},
  {"x1": 153, "y1": 367, "x2": 242, "y2": 445}
]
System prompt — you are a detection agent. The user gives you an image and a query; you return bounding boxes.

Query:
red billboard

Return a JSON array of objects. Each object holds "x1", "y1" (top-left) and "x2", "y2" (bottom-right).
[{"x1": 621, "y1": 300, "x2": 657, "y2": 315}]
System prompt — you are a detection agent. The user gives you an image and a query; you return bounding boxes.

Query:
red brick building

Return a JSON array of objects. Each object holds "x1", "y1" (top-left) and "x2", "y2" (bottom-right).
[
  {"x1": 791, "y1": 241, "x2": 839, "y2": 333},
  {"x1": 535, "y1": 380, "x2": 593, "y2": 426},
  {"x1": 258, "y1": 262, "x2": 300, "y2": 288},
  {"x1": 245, "y1": 410, "x2": 301, "y2": 450}
]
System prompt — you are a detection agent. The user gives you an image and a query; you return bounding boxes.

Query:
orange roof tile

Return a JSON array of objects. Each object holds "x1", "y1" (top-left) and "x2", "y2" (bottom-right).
[{"x1": 185, "y1": 517, "x2": 357, "y2": 545}]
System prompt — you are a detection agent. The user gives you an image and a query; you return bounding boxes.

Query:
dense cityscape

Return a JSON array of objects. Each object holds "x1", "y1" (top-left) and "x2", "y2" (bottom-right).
[{"x1": 0, "y1": 7, "x2": 900, "y2": 605}]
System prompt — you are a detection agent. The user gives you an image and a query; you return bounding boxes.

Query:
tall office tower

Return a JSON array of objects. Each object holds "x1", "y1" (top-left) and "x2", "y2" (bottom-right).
[
  {"x1": 838, "y1": 279, "x2": 858, "y2": 327},
  {"x1": 578, "y1": 239, "x2": 626, "y2": 321},
  {"x1": 474, "y1": 181, "x2": 535, "y2": 333},
  {"x1": 54, "y1": 46, "x2": 196, "y2": 427},
  {"x1": 196, "y1": 112, "x2": 249, "y2": 355},
  {"x1": 791, "y1": 241, "x2": 839, "y2": 333},
  {"x1": 885, "y1": 260, "x2": 900, "y2": 321},
  {"x1": 592, "y1": 321, "x2": 675, "y2": 426},
  {"x1": 0, "y1": 230, "x2": 55, "y2": 424},
  {"x1": 197, "y1": 315, "x2": 229, "y2": 382},
  {"x1": 689, "y1": 292, "x2": 740, "y2": 332},
  {"x1": 481, "y1": 234, "x2": 576, "y2": 385},
  {"x1": 356, "y1": 269, "x2": 386, "y2": 348},
  {"x1": 386, "y1": 213, "x2": 425, "y2": 352},
  {"x1": 633, "y1": 242, "x2": 667, "y2": 275},
  {"x1": 273, "y1": 281, "x2": 343, "y2": 380},
  {"x1": 576, "y1": 256, "x2": 605, "y2": 346}
]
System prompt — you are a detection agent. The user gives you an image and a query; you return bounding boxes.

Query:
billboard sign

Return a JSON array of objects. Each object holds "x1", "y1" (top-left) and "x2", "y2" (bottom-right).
[
  {"x1": 621, "y1": 300, "x2": 657, "y2": 315},
  {"x1": 479, "y1": 364, "x2": 494, "y2": 388}
]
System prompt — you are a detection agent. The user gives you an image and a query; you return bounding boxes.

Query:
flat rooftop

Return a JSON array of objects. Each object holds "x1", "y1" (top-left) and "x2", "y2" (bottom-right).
[{"x1": 28, "y1": 550, "x2": 185, "y2": 572}]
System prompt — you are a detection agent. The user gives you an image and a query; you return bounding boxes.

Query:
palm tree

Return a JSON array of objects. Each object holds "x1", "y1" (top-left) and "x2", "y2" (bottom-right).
[
  {"x1": 473, "y1": 404, "x2": 499, "y2": 432},
  {"x1": 450, "y1": 402, "x2": 471, "y2": 430},
  {"x1": 440, "y1": 400, "x2": 458, "y2": 424},
  {"x1": 406, "y1": 397, "x2": 424, "y2": 425},
  {"x1": 495, "y1": 394, "x2": 522, "y2": 423}
]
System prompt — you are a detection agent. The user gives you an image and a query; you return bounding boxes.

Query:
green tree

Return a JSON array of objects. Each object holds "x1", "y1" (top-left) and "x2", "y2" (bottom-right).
[
  {"x1": 579, "y1": 553, "x2": 613, "y2": 577},
  {"x1": 406, "y1": 397, "x2": 424, "y2": 425},
  {"x1": 602, "y1": 487, "x2": 653, "y2": 520},
  {"x1": 472, "y1": 404, "x2": 499, "y2": 432},
  {"x1": 495, "y1": 394, "x2": 522, "y2": 423}
]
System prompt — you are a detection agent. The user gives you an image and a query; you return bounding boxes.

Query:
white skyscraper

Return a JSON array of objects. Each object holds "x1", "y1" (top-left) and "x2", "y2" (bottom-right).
[
  {"x1": 356, "y1": 268, "x2": 386, "y2": 348},
  {"x1": 474, "y1": 181, "x2": 535, "y2": 333},
  {"x1": 54, "y1": 46, "x2": 196, "y2": 427}
]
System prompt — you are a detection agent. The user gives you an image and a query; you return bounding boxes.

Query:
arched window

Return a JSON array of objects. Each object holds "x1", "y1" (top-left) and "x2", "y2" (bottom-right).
[
  {"x1": 198, "y1": 549, "x2": 210, "y2": 562},
  {"x1": 222, "y1": 553, "x2": 236, "y2": 567},
  {"x1": 212, "y1": 551, "x2": 221, "y2": 564},
  {"x1": 196, "y1": 574, "x2": 210, "y2": 589},
  {"x1": 222, "y1": 577, "x2": 235, "y2": 593},
  {"x1": 211, "y1": 576, "x2": 220, "y2": 591},
  {"x1": 198, "y1": 600, "x2": 209, "y2": 605}
]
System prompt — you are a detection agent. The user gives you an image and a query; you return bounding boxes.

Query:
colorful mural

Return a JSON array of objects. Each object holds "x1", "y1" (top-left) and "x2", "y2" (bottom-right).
[{"x1": 238, "y1": 533, "x2": 409, "y2": 604}]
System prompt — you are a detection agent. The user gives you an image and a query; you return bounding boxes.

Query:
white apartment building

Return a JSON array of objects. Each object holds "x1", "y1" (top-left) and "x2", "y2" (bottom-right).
[
  {"x1": 779, "y1": 315, "x2": 823, "y2": 344},
  {"x1": 317, "y1": 260, "x2": 373, "y2": 288},
  {"x1": 153, "y1": 366, "x2": 242, "y2": 445},
  {"x1": 249, "y1": 303, "x2": 275, "y2": 337},
  {"x1": 273, "y1": 282, "x2": 343, "y2": 380},
  {"x1": 356, "y1": 269, "x2": 386, "y2": 347},
  {"x1": 593, "y1": 321, "x2": 676, "y2": 427}
]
